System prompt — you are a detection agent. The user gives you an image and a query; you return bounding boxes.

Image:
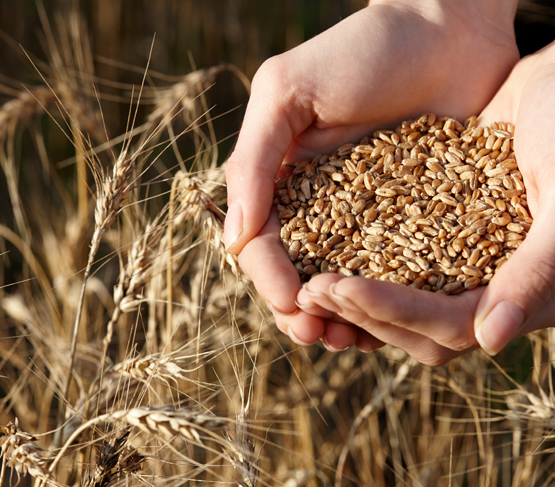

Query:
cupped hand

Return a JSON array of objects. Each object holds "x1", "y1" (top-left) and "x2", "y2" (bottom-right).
[
  {"x1": 225, "y1": 0, "x2": 519, "y2": 349},
  {"x1": 297, "y1": 40, "x2": 555, "y2": 364}
]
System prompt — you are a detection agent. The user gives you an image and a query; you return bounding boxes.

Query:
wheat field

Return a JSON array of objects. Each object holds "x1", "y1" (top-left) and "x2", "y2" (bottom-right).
[{"x1": 1, "y1": 3, "x2": 555, "y2": 487}]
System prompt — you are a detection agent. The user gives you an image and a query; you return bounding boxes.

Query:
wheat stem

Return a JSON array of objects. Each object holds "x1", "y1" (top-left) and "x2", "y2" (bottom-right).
[
  {"x1": 166, "y1": 177, "x2": 178, "y2": 352},
  {"x1": 58, "y1": 229, "x2": 102, "y2": 444}
]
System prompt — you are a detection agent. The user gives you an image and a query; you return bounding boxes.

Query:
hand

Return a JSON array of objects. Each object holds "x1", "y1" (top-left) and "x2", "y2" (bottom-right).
[
  {"x1": 297, "y1": 40, "x2": 555, "y2": 364},
  {"x1": 225, "y1": 0, "x2": 519, "y2": 350}
]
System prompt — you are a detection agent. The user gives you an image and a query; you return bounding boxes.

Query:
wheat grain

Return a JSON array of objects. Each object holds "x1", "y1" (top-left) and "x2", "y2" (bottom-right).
[
  {"x1": 83, "y1": 429, "x2": 144, "y2": 487},
  {"x1": 0, "y1": 88, "x2": 55, "y2": 147},
  {"x1": 276, "y1": 115, "x2": 531, "y2": 294},
  {"x1": 84, "y1": 430, "x2": 130, "y2": 487},
  {"x1": 105, "y1": 355, "x2": 189, "y2": 383},
  {"x1": 112, "y1": 216, "x2": 166, "y2": 315}
]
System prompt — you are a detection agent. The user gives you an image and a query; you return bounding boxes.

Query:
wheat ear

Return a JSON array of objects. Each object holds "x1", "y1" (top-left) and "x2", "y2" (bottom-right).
[
  {"x1": 47, "y1": 406, "x2": 229, "y2": 483},
  {"x1": 0, "y1": 420, "x2": 52, "y2": 484},
  {"x1": 224, "y1": 407, "x2": 260, "y2": 487}
]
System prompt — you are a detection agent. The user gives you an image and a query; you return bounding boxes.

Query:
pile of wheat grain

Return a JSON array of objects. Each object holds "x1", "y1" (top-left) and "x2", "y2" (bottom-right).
[{"x1": 276, "y1": 114, "x2": 530, "y2": 294}]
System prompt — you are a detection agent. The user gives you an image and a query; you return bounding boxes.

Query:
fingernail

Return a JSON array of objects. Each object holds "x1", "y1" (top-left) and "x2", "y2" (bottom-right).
[
  {"x1": 474, "y1": 300, "x2": 525, "y2": 356},
  {"x1": 224, "y1": 202, "x2": 243, "y2": 252},
  {"x1": 475, "y1": 326, "x2": 497, "y2": 356},
  {"x1": 321, "y1": 335, "x2": 349, "y2": 353},
  {"x1": 359, "y1": 347, "x2": 375, "y2": 354},
  {"x1": 328, "y1": 282, "x2": 359, "y2": 311},
  {"x1": 295, "y1": 299, "x2": 315, "y2": 310},
  {"x1": 267, "y1": 302, "x2": 298, "y2": 317},
  {"x1": 288, "y1": 327, "x2": 315, "y2": 346},
  {"x1": 302, "y1": 282, "x2": 326, "y2": 299}
]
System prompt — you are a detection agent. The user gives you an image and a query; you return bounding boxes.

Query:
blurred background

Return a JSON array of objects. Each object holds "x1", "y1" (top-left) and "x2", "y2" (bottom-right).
[
  {"x1": 0, "y1": 0, "x2": 365, "y2": 161},
  {"x1": 1, "y1": 0, "x2": 554, "y2": 150}
]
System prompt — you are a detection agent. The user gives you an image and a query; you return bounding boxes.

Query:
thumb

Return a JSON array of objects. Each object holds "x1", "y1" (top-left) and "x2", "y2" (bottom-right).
[
  {"x1": 224, "y1": 58, "x2": 314, "y2": 254},
  {"x1": 474, "y1": 207, "x2": 555, "y2": 355},
  {"x1": 475, "y1": 45, "x2": 555, "y2": 355}
]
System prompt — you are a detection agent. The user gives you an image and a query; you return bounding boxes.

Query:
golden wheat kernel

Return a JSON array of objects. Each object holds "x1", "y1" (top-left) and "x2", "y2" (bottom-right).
[
  {"x1": 462, "y1": 276, "x2": 479, "y2": 290},
  {"x1": 478, "y1": 274, "x2": 492, "y2": 286},
  {"x1": 443, "y1": 281, "x2": 462, "y2": 294},
  {"x1": 305, "y1": 242, "x2": 320, "y2": 253},
  {"x1": 303, "y1": 233, "x2": 320, "y2": 245},
  {"x1": 487, "y1": 243, "x2": 499, "y2": 256},
  {"x1": 303, "y1": 264, "x2": 318, "y2": 276},
  {"x1": 514, "y1": 204, "x2": 528, "y2": 219},
  {"x1": 461, "y1": 264, "x2": 483, "y2": 278},
  {"x1": 457, "y1": 273, "x2": 469, "y2": 284},
  {"x1": 505, "y1": 231, "x2": 524, "y2": 241},
  {"x1": 334, "y1": 215, "x2": 346, "y2": 229},
  {"x1": 279, "y1": 116, "x2": 529, "y2": 291},
  {"x1": 492, "y1": 228, "x2": 505, "y2": 242},
  {"x1": 504, "y1": 239, "x2": 522, "y2": 249},
  {"x1": 475, "y1": 254, "x2": 491, "y2": 270}
]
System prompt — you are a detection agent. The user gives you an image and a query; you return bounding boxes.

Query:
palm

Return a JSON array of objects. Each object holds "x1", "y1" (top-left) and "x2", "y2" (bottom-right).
[
  {"x1": 299, "y1": 43, "x2": 555, "y2": 361},
  {"x1": 226, "y1": 1, "x2": 520, "y2": 351}
]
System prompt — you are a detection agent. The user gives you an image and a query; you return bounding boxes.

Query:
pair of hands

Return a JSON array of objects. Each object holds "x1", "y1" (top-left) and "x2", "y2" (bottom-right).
[{"x1": 224, "y1": 0, "x2": 555, "y2": 364}]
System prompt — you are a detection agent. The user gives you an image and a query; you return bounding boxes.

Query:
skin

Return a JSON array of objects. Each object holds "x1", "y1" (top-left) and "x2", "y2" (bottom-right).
[
  {"x1": 225, "y1": 0, "x2": 524, "y2": 359},
  {"x1": 297, "y1": 41, "x2": 555, "y2": 364}
]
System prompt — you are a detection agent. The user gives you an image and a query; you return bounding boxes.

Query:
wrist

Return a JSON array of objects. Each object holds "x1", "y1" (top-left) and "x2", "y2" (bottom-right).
[
  {"x1": 368, "y1": 0, "x2": 517, "y2": 34},
  {"x1": 358, "y1": 0, "x2": 519, "y2": 120}
]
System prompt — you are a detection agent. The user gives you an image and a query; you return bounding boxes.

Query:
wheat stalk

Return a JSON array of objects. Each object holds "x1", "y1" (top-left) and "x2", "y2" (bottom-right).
[
  {"x1": 61, "y1": 146, "x2": 139, "y2": 436},
  {"x1": 91, "y1": 216, "x2": 166, "y2": 423},
  {"x1": 62, "y1": 37, "x2": 158, "y2": 429},
  {"x1": 334, "y1": 357, "x2": 415, "y2": 487},
  {"x1": 0, "y1": 87, "x2": 56, "y2": 241}
]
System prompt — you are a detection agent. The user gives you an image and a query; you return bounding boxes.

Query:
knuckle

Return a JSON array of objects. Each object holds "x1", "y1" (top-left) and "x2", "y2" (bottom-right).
[
  {"x1": 225, "y1": 155, "x2": 242, "y2": 179},
  {"x1": 410, "y1": 342, "x2": 459, "y2": 366},
  {"x1": 438, "y1": 330, "x2": 476, "y2": 353},
  {"x1": 252, "y1": 55, "x2": 287, "y2": 89},
  {"x1": 416, "y1": 351, "x2": 452, "y2": 367},
  {"x1": 519, "y1": 260, "x2": 555, "y2": 309}
]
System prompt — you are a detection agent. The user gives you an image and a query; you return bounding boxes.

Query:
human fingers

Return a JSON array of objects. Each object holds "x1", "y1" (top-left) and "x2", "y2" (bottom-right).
[
  {"x1": 301, "y1": 276, "x2": 465, "y2": 364},
  {"x1": 474, "y1": 46, "x2": 555, "y2": 354},
  {"x1": 271, "y1": 308, "x2": 325, "y2": 347},
  {"x1": 299, "y1": 273, "x2": 483, "y2": 353},
  {"x1": 297, "y1": 278, "x2": 381, "y2": 353},
  {"x1": 320, "y1": 321, "x2": 358, "y2": 352},
  {"x1": 474, "y1": 211, "x2": 555, "y2": 355},
  {"x1": 237, "y1": 207, "x2": 327, "y2": 345},
  {"x1": 238, "y1": 208, "x2": 301, "y2": 315},
  {"x1": 355, "y1": 328, "x2": 386, "y2": 353},
  {"x1": 225, "y1": 56, "x2": 315, "y2": 255}
]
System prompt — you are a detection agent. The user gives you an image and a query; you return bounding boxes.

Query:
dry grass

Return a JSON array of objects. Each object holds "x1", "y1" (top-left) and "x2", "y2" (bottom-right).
[{"x1": 1, "y1": 5, "x2": 555, "y2": 487}]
